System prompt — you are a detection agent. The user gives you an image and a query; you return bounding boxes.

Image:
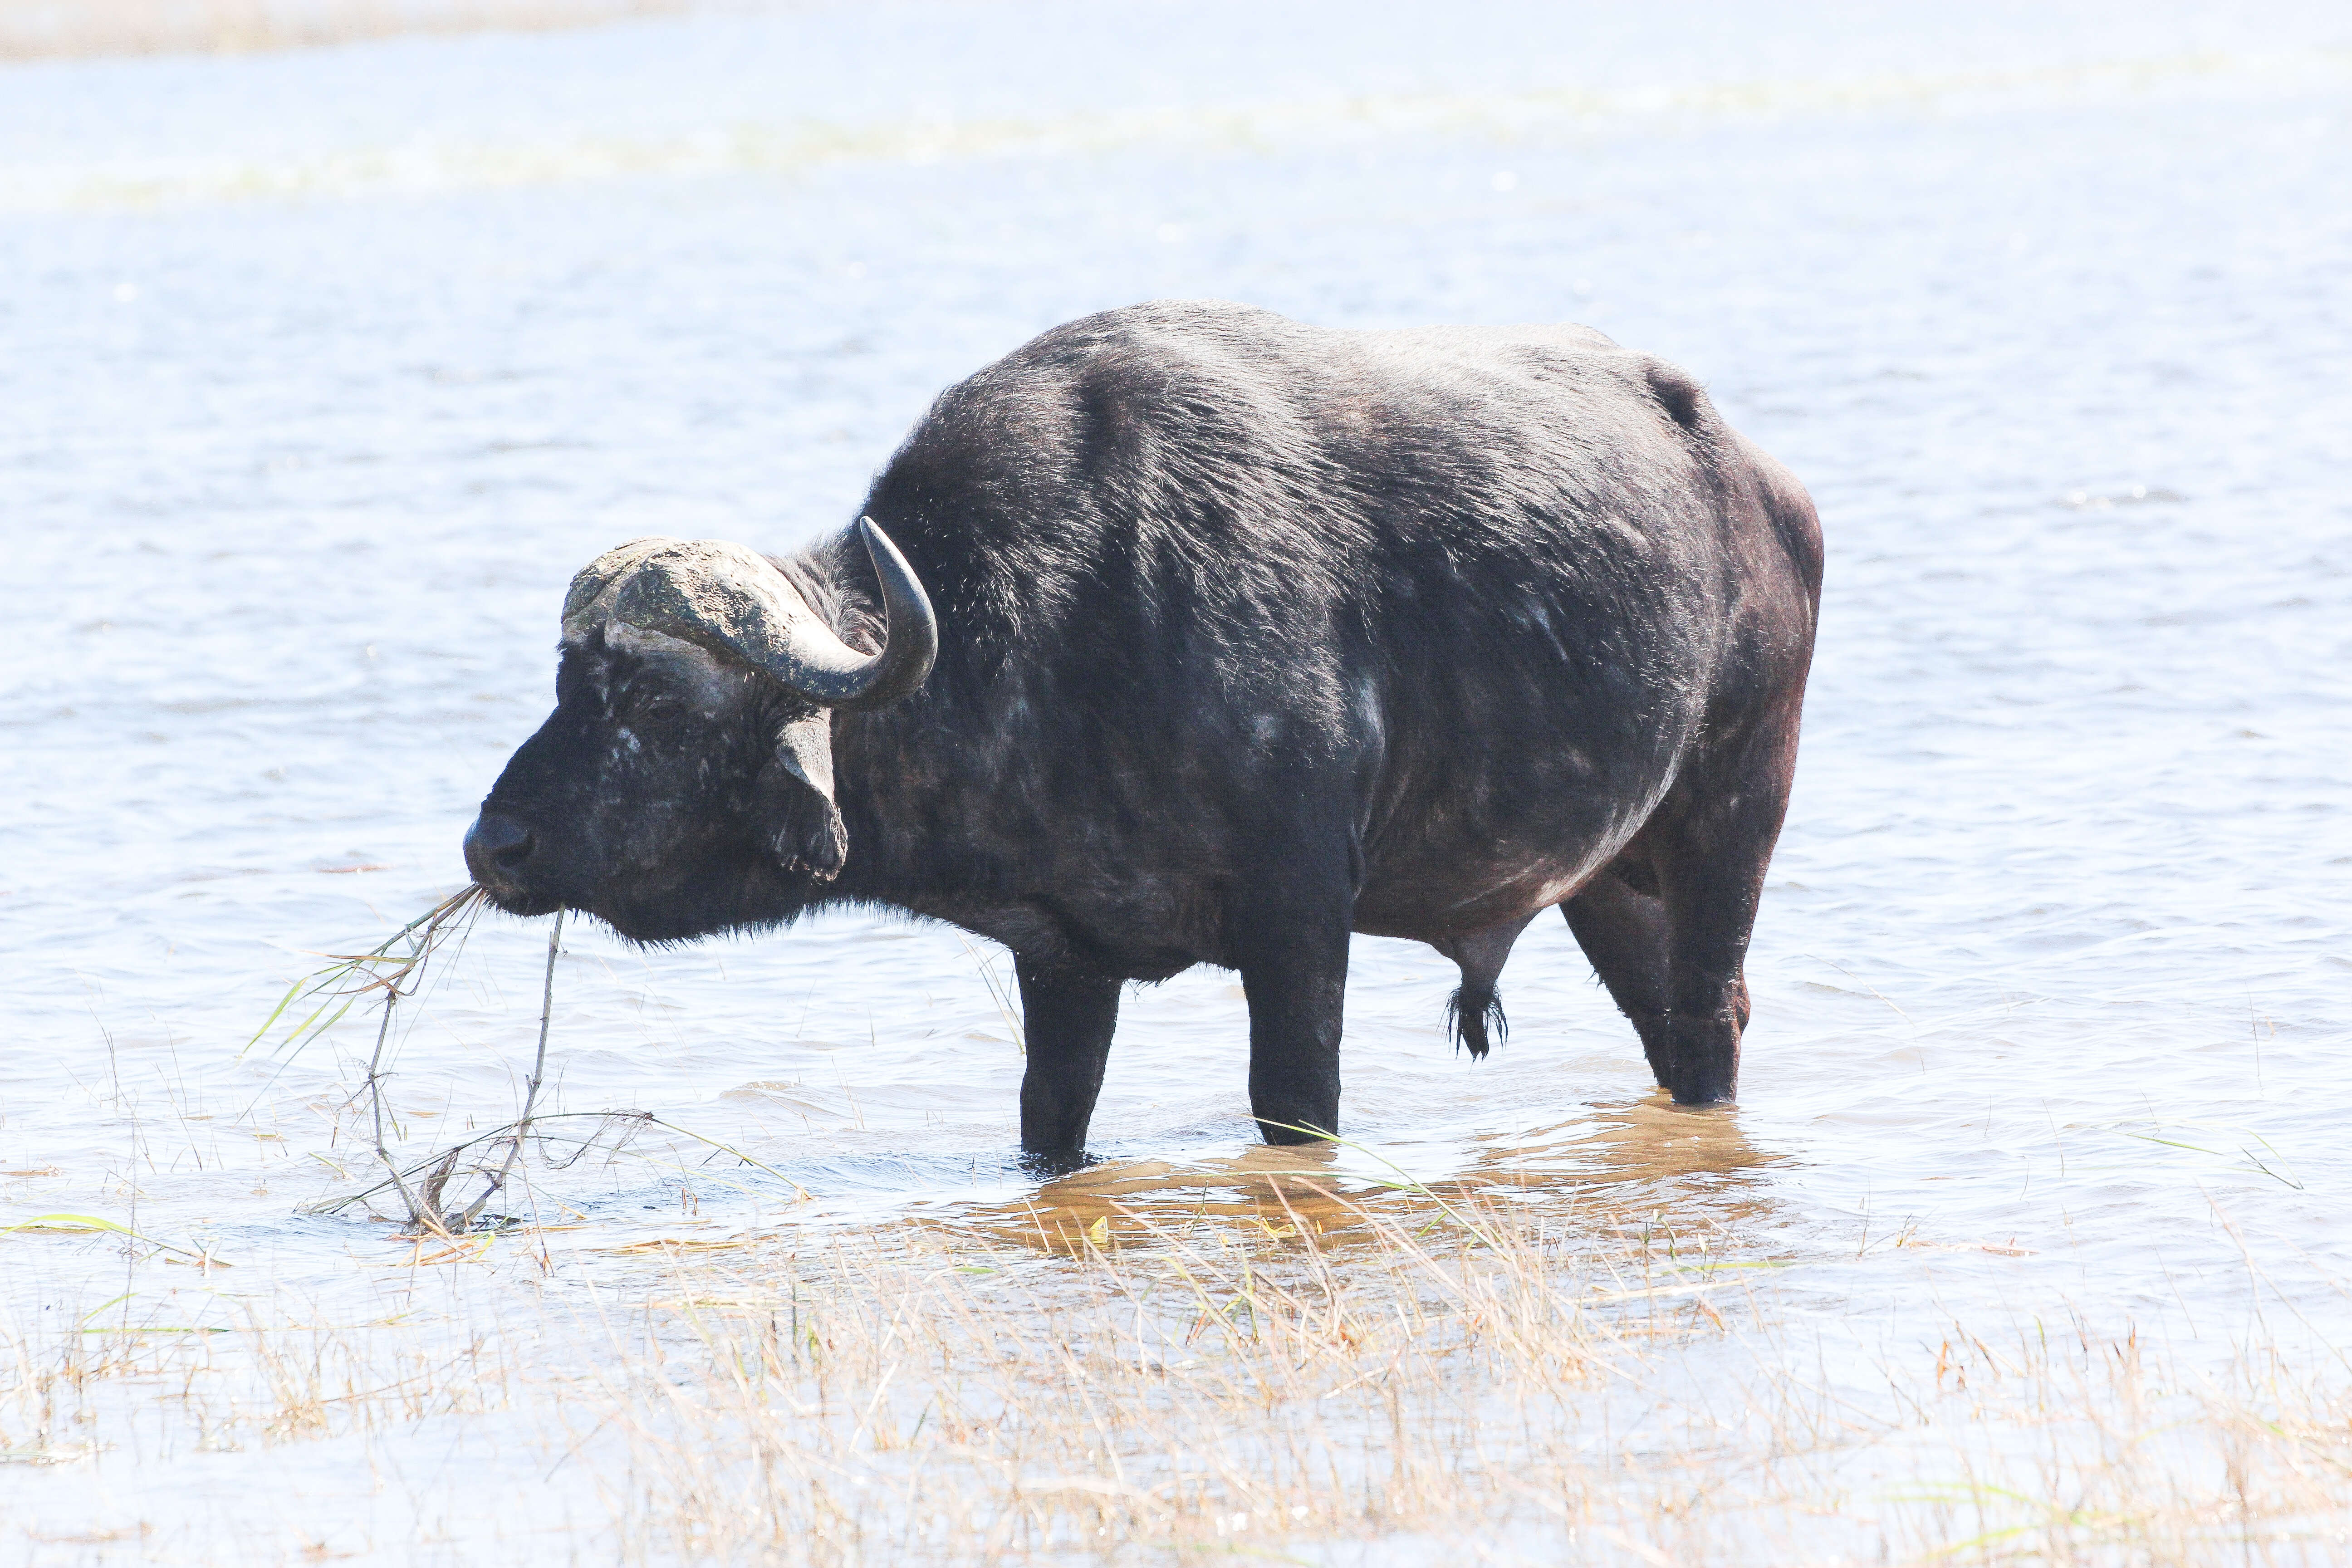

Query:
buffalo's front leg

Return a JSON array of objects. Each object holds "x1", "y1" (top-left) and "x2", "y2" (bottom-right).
[
  {"x1": 1014, "y1": 957, "x2": 1121, "y2": 1163},
  {"x1": 1235, "y1": 888, "x2": 1352, "y2": 1145}
]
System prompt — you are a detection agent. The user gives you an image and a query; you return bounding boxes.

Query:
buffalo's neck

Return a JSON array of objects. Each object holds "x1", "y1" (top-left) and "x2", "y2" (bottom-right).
[
  {"x1": 827, "y1": 677, "x2": 1009, "y2": 907},
  {"x1": 815, "y1": 650, "x2": 1087, "y2": 947}
]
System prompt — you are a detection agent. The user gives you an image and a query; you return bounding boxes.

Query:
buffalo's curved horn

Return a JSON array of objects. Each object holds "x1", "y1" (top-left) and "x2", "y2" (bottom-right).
[
  {"x1": 560, "y1": 519, "x2": 936, "y2": 711},
  {"x1": 830, "y1": 517, "x2": 939, "y2": 710}
]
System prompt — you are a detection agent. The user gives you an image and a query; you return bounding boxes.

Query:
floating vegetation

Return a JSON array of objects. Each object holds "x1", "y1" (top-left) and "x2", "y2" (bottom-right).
[{"x1": 0, "y1": 1213, "x2": 223, "y2": 1266}]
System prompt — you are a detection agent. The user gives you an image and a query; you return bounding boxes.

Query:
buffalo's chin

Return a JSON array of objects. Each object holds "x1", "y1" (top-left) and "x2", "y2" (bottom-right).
[
  {"x1": 584, "y1": 896, "x2": 744, "y2": 946},
  {"x1": 475, "y1": 882, "x2": 565, "y2": 919},
  {"x1": 479, "y1": 859, "x2": 804, "y2": 946}
]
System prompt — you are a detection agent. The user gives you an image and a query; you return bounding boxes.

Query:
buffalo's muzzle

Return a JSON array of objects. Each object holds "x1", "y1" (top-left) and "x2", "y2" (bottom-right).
[{"x1": 463, "y1": 811, "x2": 536, "y2": 890}]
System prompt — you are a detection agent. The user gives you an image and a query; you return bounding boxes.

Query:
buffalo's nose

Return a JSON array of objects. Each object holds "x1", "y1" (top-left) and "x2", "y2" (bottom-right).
[{"x1": 464, "y1": 812, "x2": 535, "y2": 884}]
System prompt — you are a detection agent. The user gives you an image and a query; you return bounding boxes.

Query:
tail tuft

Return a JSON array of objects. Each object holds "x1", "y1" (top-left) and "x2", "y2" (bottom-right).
[{"x1": 1445, "y1": 985, "x2": 1508, "y2": 1060}]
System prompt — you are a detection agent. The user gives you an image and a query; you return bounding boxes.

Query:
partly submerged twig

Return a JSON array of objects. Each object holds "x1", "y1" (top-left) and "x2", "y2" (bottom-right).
[
  {"x1": 251, "y1": 885, "x2": 563, "y2": 1235},
  {"x1": 413, "y1": 1147, "x2": 463, "y2": 1228},
  {"x1": 240, "y1": 886, "x2": 487, "y2": 1133},
  {"x1": 300, "y1": 1112, "x2": 632, "y2": 1216},
  {"x1": 456, "y1": 910, "x2": 563, "y2": 1229}
]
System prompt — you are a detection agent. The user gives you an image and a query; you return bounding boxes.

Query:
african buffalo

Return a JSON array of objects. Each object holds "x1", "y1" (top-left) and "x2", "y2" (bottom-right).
[{"x1": 465, "y1": 300, "x2": 1822, "y2": 1160}]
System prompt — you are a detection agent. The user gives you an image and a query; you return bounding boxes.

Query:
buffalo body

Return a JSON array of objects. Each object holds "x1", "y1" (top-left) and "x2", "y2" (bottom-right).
[{"x1": 467, "y1": 301, "x2": 1823, "y2": 1157}]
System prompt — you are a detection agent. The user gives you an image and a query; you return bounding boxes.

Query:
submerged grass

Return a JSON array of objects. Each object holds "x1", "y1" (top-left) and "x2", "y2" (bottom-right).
[
  {"x1": 598, "y1": 1200, "x2": 2352, "y2": 1565},
  {"x1": 6, "y1": 1167, "x2": 2351, "y2": 1561}
]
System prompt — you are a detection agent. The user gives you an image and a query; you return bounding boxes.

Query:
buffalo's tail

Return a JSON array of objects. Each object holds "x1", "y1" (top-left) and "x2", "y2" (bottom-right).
[{"x1": 1446, "y1": 985, "x2": 1508, "y2": 1060}]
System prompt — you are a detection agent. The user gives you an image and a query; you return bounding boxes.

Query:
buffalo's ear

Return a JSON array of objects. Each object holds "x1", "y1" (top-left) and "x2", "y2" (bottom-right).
[{"x1": 761, "y1": 711, "x2": 847, "y2": 880}]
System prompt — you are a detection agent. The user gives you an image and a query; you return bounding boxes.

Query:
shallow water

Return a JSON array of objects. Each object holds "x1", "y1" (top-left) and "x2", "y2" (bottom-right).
[{"x1": 3, "y1": 0, "x2": 2350, "y2": 1557}]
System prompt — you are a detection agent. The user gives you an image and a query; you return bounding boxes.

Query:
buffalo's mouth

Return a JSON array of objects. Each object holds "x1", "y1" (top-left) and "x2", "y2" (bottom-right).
[
  {"x1": 462, "y1": 808, "x2": 565, "y2": 917},
  {"x1": 460, "y1": 808, "x2": 708, "y2": 939}
]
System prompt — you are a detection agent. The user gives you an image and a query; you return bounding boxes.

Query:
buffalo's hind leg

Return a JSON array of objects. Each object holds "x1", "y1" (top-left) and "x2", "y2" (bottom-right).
[
  {"x1": 1015, "y1": 956, "x2": 1122, "y2": 1167},
  {"x1": 1562, "y1": 864, "x2": 1678, "y2": 1086},
  {"x1": 1567, "y1": 712, "x2": 1796, "y2": 1104},
  {"x1": 1644, "y1": 832, "x2": 1769, "y2": 1105}
]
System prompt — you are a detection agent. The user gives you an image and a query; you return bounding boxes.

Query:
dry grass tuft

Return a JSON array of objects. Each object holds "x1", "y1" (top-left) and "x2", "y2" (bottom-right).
[
  {"x1": 589, "y1": 1191, "x2": 2352, "y2": 1565},
  {"x1": 7, "y1": 1175, "x2": 2351, "y2": 1561},
  {"x1": 606, "y1": 1193, "x2": 1728, "y2": 1561}
]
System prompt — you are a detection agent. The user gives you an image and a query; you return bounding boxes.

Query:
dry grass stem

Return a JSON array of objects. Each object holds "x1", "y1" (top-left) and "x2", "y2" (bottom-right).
[{"x1": 456, "y1": 908, "x2": 564, "y2": 1229}]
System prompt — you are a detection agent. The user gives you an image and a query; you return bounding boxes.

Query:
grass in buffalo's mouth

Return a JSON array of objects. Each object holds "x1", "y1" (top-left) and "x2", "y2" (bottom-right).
[
  {"x1": 249, "y1": 884, "x2": 564, "y2": 1235},
  {"x1": 245, "y1": 885, "x2": 490, "y2": 1064}
]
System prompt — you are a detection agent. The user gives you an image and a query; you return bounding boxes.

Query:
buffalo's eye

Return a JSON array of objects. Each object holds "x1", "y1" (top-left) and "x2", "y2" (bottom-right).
[{"x1": 637, "y1": 695, "x2": 689, "y2": 726}]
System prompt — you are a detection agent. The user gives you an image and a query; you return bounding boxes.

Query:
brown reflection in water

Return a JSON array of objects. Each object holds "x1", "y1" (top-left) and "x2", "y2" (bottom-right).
[{"x1": 953, "y1": 1089, "x2": 1784, "y2": 1254}]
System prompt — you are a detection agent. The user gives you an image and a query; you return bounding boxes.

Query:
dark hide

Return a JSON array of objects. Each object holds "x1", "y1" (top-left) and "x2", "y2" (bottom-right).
[{"x1": 468, "y1": 301, "x2": 1823, "y2": 1160}]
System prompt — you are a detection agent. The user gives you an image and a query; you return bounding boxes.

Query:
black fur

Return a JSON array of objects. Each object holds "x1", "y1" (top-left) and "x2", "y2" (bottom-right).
[{"x1": 467, "y1": 301, "x2": 1823, "y2": 1155}]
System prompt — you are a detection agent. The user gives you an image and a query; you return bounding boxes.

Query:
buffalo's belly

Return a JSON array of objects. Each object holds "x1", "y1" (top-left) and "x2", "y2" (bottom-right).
[
  {"x1": 913, "y1": 882, "x2": 1218, "y2": 983},
  {"x1": 1352, "y1": 822, "x2": 1627, "y2": 942},
  {"x1": 1349, "y1": 696, "x2": 1682, "y2": 941}
]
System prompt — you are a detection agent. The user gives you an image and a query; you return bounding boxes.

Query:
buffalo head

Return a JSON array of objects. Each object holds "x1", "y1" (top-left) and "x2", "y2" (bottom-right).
[{"x1": 464, "y1": 518, "x2": 935, "y2": 941}]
